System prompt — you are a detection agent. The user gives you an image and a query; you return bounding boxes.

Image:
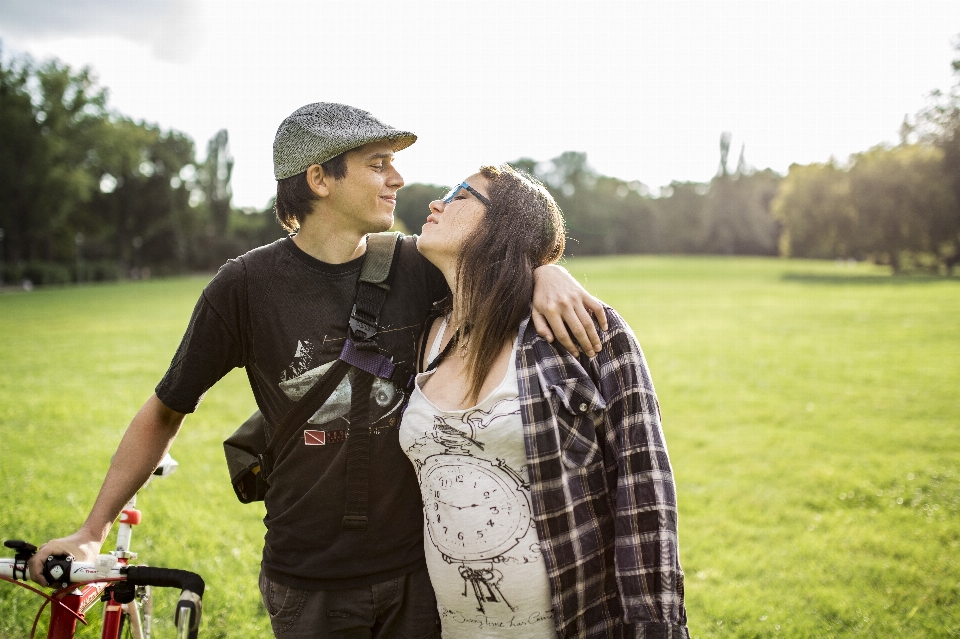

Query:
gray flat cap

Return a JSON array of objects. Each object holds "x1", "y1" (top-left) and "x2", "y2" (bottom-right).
[{"x1": 273, "y1": 103, "x2": 417, "y2": 180}]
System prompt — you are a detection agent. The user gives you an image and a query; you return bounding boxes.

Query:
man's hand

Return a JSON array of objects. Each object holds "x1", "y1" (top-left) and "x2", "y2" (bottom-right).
[
  {"x1": 28, "y1": 531, "x2": 103, "y2": 587},
  {"x1": 531, "y1": 264, "x2": 607, "y2": 357}
]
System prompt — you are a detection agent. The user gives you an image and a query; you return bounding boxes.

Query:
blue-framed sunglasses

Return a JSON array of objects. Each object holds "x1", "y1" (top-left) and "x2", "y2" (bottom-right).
[{"x1": 442, "y1": 182, "x2": 491, "y2": 207}]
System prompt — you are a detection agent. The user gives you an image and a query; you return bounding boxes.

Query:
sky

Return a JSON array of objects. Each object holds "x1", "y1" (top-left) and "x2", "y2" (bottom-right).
[{"x1": 2, "y1": 0, "x2": 959, "y2": 209}]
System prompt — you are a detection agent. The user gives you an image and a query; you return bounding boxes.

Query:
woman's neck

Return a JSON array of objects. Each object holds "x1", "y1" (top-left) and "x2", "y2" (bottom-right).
[{"x1": 433, "y1": 256, "x2": 466, "y2": 330}]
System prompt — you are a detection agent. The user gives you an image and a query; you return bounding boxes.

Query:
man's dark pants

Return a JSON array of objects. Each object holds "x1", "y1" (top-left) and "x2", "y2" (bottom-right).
[{"x1": 259, "y1": 564, "x2": 441, "y2": 638}]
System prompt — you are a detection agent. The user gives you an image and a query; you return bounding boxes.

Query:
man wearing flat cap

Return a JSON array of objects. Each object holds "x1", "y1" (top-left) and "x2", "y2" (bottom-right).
[{"x1": 30, "y1": 103, "x2": 605, "y2": 638}]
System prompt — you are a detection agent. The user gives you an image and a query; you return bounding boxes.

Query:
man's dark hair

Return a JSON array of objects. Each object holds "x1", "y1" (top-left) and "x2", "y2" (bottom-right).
[{"x1": 274, "y1": 152, "x2": 349, "y2": 232}]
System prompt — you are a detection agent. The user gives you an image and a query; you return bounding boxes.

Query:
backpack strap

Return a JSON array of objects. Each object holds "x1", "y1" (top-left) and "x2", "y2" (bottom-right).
[
  {"x1": 348, "y1": 232, "x2": 400, "y2": 345},
  {"x1": 342, "y1": 372, "x2": 374, "y2": 530},
  {"x1": 416, "y1": 299, "x2": 449, "y2": 374},
  {"x1": 259, "y1": 232, "x2": 405, "y2": 490},
  {"x1": 341, "y1": 232, "x2": 414, "y2": 388},
  {"x1": 339, "y1": 231, "x2": 404, "y2": 530}
]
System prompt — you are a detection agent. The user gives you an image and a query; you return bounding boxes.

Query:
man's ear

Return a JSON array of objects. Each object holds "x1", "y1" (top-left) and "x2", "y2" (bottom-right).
[{"x1": 305, "y1": 164, "x2": 331, "y2": 198}]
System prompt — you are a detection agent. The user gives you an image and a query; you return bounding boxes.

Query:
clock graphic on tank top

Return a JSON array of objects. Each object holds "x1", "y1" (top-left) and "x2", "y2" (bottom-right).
[
  {"x1": 414, "y1": 403, "x2": 534, "y2": 613},
  {"x1": 422, "y1": 454, "x2": 531, "y2": 562}
]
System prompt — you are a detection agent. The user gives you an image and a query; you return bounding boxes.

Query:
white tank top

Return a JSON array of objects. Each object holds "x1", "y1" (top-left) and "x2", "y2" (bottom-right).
[{"x1": 399, "y1": 320, "x2": 556, "y2": 638}]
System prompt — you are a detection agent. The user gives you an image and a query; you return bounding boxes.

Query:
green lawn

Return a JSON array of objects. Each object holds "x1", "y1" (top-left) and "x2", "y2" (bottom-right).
[{"x1": 1, "y1": 257, "x2": 958, "y2": 638}]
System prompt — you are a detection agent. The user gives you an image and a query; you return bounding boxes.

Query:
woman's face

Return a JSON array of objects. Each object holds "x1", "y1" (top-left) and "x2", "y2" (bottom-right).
[{"x1": 416, "y1": 173, "x2": 490, "y2": 267}]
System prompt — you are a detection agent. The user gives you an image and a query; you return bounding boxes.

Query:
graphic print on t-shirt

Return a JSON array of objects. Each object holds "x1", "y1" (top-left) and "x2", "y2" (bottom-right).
[
  {"x1": 282, "y1": 339, "x2": 317, "y2": 381},
  {"x1": 404, "y1": 398, "x2": 554, "y2": 628},
  {"x1": 278, "y1": 337, "x2": 402, "y2": 427}
]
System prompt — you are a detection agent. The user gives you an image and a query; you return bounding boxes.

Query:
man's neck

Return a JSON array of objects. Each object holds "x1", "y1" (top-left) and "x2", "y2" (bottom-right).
[{"x1": 292, "y1": 216, "x2": 367, "y2": 264}]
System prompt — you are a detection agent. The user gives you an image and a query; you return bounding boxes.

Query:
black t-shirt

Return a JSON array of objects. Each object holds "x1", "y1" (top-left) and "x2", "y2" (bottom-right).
[{"x1": 156, "y1": 236, "x2": 447, "y2": 589}]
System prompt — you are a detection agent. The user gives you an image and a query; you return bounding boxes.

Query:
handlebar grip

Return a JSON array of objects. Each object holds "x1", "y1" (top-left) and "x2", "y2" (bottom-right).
[
  {"x1": 175, "y1": 592, "x2": 203, "y2": 639},
  {"x1": 126, "y1": 566, "x2": 203, "y2": 639},
  {"x1": 124, "y1": 565, "x2": 205, "y2": 596}
]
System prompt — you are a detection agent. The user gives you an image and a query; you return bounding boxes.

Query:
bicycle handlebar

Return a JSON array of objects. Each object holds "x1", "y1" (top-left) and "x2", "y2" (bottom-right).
[
  {"x1": 125, "y1": 565, "x2": 205, "y2": 597},
  {"x1": 1, "y1": 542, "x2": 204, "y2": 639},
  {"x1": 126, "y1": 566, "x2": 204, "y2": 639}
]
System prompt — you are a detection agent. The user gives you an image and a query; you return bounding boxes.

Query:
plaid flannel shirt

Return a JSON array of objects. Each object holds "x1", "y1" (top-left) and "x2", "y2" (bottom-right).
[{"x1": 516, "y1": 308, "x2": 689, "y2": 639}]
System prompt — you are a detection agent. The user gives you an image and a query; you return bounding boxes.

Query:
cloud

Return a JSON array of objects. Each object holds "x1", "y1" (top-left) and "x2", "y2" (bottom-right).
[{"x1": 0, "y1": 0, "x2": 203, "y2": 61}]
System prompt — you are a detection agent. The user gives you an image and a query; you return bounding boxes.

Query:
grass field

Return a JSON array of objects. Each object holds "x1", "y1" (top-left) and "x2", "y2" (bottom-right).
[{"x1": 1, "y1": 256, "x2": 958, "y2": 638}]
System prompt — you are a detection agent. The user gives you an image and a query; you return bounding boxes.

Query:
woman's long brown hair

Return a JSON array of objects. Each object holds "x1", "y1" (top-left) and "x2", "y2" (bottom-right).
[{"x1": 454, "y1": 164, "x2": 566, "y2": 404}]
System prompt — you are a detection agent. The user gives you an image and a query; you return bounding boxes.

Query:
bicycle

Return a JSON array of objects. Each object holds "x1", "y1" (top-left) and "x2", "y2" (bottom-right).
[{"x1": 0, "y1": 453, "x2": 204, "y2": 639}]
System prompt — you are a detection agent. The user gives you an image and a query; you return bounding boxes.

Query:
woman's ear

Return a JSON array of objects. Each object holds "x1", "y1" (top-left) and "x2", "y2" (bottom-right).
[{"x1": 305, "y1": 164, "x2": 331, "y2": 198}]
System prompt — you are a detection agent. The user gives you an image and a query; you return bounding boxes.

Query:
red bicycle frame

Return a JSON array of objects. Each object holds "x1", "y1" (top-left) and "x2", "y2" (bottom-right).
[{"x1": 47, "y1": 581, "x2": 110, "y2": 638}]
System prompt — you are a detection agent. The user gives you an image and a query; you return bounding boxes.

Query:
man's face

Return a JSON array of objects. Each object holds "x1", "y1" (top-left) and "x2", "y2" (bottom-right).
[{"x1": 324, "y1": 141, "x2": 404, "y2": 234}]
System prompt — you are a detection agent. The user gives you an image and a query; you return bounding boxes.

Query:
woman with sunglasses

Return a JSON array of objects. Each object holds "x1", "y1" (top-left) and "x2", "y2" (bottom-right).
[{"x1": 398, "y1": 165, "x2": 690, "y2": 639}]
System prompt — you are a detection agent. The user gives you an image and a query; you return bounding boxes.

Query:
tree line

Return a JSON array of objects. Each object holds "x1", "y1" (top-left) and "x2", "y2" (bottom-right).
[
  {"x1": 0, "y1": 43, "x2": 282, "y2": 286},
  {"x1": 771, "y1": 46, "x2": 960, "y2": 275},
  {"x1": 3, "y1": 39, "x2": 960, "y2": 286},
  {"x1": 396, "y1": 143, "x2": 782, "y2": 260},
  {"x1": 400, "y1": 43, "x2": 960, "y2": 274}
]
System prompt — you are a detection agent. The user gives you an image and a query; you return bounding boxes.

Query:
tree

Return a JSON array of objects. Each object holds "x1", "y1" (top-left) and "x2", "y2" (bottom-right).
[
  {"x1": 0, "y1": 49, "x2": 41, "y2": 265},
  {"x1": 848, "y1": 144, "x2": 958, "y2": 272},
  {"x1": 701, "y1": 138, "x2": 781, "y2": 255},
  {"x1": 0, "y1": 52, "x2": 109, "y2": 265},
  {"x1": 649, "y1": 182, "x2": 711, "y2": 253},
  {"x1": 31, "y1": 59, "x2": 110, "y2": 262},
  {"x1": 202, "y1": 129, "x2": 233, "y2": 236},
  {"x1": 394, "y1": 183, "x2": 444, "y2": 235},
  {"x1": 700, "y1": 173, "x2": 780, "y2": 255},
  {"x1": 718, "y1": 131, "x2": 732, "y2": 177},
  {"x1": 531, "y1": 152, "x2": 616, "y2": 255},
  {"x1": 228, "y1": 202, "x2": 286, "y2": 253},
  {"x1": 81, "y1": 119, "x2": 198, "y2": 273},
  {"x1": 771, "y1": 161, "x2": 857, "y2": 259},
  {"x1": 914, "y1": 35, "x2": 960, "y2": 271},
  {"x1": 0, "y1": 42, "x2": 257, "y2": 281}
]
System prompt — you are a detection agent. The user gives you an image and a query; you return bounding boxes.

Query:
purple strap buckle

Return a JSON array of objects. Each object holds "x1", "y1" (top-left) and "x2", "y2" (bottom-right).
[{"x1": 339, "y1": 339, "x2": 395, "y2": 380}]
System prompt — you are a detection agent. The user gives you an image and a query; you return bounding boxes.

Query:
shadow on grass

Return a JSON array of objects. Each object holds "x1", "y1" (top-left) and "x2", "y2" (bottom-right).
[{"x1": 782, "y1": 272, "x2": 959, "y2": 286}]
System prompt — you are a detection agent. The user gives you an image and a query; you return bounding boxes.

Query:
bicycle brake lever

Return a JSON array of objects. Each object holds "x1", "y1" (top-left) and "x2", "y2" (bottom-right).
[
  {"x1": 4, "y1": 540, "x2": 37, "y2": 581},
  {"x1": 3, "y1": 539, "x2": 37, "y2": 562}
]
